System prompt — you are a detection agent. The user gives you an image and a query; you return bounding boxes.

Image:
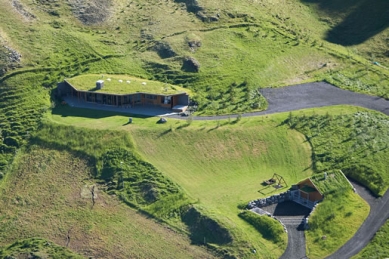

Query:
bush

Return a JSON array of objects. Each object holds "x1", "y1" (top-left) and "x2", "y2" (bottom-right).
[{"x1": 239, "y1": 210, "x2": 284, "y2": 244}]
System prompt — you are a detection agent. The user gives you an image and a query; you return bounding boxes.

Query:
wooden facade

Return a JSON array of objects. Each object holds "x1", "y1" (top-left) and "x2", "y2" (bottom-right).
[
  {"x1": 297, "y1": 178, "x2": 324, "y2": 202},
  {"x1": 60, "y1": 80, "x2": 189, "y2": 109}
]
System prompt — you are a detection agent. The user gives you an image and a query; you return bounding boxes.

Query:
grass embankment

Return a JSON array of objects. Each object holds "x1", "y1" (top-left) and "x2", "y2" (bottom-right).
[
  {"x1": 287, "y1": 110, "x2": 389, "y2": 196},
  {"x1": 304, "y1": 171, "x2": 369, "y2": 258},
  {"x1": 0, "y1": 238, "x2": 84, "y2": 259},
  {"x1": 305, "y1": 188, "x2": 369, "y2": 259},
  {"x1": 0, "y1": 142, "x2": 215, "y2": 259},
  {"x1": 66, "y1": 74, "x2": 188, "y2": 95},
  {"x1": 48, "y1": 106, "x2": 314, "y2": 257},
  {"x1": 238, "y1": 211, "x2": 286, "y2": 245},
  {"x1": 353, "y1": 219, "x2": 389, "y2": 259}
]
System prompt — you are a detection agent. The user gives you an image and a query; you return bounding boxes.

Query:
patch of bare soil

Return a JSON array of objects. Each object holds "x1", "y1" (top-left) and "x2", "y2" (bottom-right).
[
  {"x1": 11, "y1": 0, "x2": 36, "y2": 21},
  {"x1": 0, "y1": 36, "x2": 22, "y2": 76},
  {"x1": 68, "y1": 0, "x2": 112, "y2": 25}
]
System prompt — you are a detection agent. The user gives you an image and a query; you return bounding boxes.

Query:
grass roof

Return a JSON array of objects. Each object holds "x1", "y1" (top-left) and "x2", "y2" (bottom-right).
[
  {"x1": 310, "y1": 170, "x2": 352, "y2": 194},
  {"x1": 66, "y1": 74, "x2": 189, "y2": 95}
]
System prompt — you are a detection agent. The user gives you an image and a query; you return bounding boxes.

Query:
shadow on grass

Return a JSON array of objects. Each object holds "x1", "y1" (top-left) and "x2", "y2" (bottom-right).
[
  {"x1": 301, "y1": 0, "x2": 389, "y2": 46},
  {"x1": 52, "y1": 105, "x2": 152, "y2": 119}
]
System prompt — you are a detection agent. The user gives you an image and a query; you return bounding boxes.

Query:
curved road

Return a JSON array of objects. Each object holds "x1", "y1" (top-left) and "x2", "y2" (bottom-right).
[
  {"x1": 187, "y1": 81, "x2": 389, "y2": 120},
  {"x1": 67, "y1": 81, "x2": 389, "y2": 258}
]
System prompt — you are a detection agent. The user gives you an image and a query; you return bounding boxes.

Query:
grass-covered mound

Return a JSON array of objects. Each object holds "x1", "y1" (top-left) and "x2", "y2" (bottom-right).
[
  {"x1": 353, "y1": 219, "x2": 389, "y2": 259},
  {"x1": 238, "y1": 211, "x2": 286, "y2": 246},
  {"x1": 0, "y1": 238, "x2": 84, "y2": 259},
  {"x1": 0, "y1": 145, "x2": 214, "y2": 258},
  {"x1": 310, "y1": 170, "x2": 352, "y2": 194},
  {"x1": 287, "y1": 110, "x2": 389, "y2": 196},
  {"x1": 305, "y1": 188, "x2": 369, "y2": 259},
  {"x1": 66, "y1": 74, "x2": 188, "y2": 95}
]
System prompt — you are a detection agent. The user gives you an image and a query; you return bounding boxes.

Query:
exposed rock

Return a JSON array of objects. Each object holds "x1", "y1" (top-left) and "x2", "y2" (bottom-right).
[
  {"x1": 152, "y1": 41, "x2": 177, "y2": 59},
  {"x1": 188, "y1": 40, "x2": 201, "y2": 52},
  {"x1": 182, "y1": 57, "x2": 200, "y2": 73},
  {"x1": 68, "y1": 0, "x2": 112, "y2": 25},
  {"x1": 174, "y1": 0, "x2": 203, "y2": 13},
  {"x1": 11, "y1": 0, "x2": 36, "y2": 21},
  {"x1": 0, "y1": 42, "x2": 22, "y2": 77}
]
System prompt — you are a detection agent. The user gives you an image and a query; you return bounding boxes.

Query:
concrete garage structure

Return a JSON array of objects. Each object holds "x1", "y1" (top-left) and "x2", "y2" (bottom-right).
[{"x1": 58, "y1": 74, "x2": 190, "y2": 112}]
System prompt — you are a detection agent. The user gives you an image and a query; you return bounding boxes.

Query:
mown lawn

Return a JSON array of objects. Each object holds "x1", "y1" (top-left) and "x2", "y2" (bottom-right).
[
  {"x1": 48, "y1": 106, "x2": 315, "y2": 258},
  {"x1": 0, "y1": 146, "x2": 215, "y2": 259}
]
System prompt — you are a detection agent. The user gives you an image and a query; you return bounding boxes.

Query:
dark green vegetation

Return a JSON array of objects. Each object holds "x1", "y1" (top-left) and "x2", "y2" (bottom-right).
[
  {"x1": 0, "y1": 238, "x2": 84, "y2": 259},
  {"x1": 238, "y1": 211, "x2": 286, "y2": 245},
  {"x1": 354, "y1": 219, "x2": 389, "y2": 259},
  {"x1": 310, "y1": 170, "x2": 352, "y2": 194},
  {"x1": 1, "y1": 0, "x2": 389, "y2": 257},
  {"x1": 0, "y1": 127, "x2": 216, "y2": 258},
  {"x1": 287, "y1": 111, "x2": 389, "y2": 196}
]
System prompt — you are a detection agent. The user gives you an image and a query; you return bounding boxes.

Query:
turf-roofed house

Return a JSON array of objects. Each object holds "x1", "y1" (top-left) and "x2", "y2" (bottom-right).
[
  {"x1": 58, "y1": 74, "x2": 190, "y2": 112},
  {"x1": 292, "y1": 170, "x2": 353, "y2": 208}
]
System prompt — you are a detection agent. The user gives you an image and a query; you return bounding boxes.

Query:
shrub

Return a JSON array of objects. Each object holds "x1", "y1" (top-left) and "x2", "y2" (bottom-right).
[{"x1": 239, "y1": 210, "x2": 284, "y2": 244}]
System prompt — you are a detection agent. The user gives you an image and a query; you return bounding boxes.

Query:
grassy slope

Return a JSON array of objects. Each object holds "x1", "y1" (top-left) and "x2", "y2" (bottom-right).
[
  {"x1": 0, "y1": 238, "x2": 84, "y2": 259},
  {"x1": 288, "y1": 110, "x2": 389, "y2": 196},
  {"x1": 306, "y1": 189, "x2": 369, "y2": 259},
  {"x1": 0, "y1": 145, "x2": 215, "y2": 259},
  {"x1": 353, "y1": 219, "x2": 389, "y2": 259},
  {"x1": 48, "y1": 106, "x2": 314, "y2": 258},
  {"x1": 1, "y1": 0, "x2": 389, "y2": 257}
]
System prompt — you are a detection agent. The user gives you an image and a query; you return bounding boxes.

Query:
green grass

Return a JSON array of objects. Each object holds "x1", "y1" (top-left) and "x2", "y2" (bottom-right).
[
  {"x1": 46, "y1": 105, "x2": 314, "y2": 257},
  {"x1": 66, "y1": 74, "x2": 189, "y2": 95},
  {"x1": 0, "y1": 145, "x2": 215, "y2": 259},
  {"x1": 310, "y1": 170, "x2": 352, "y2": 194},
  {"x1": 305, "y1": 188, "x2": 369, "y2": 259},
  {"x1": 129, "y1": 120, "x2": 312, "y2": 258},
  {"x1": 238, "y1": 211, "x2": 286, "y2": 246},
  {"x1": 353, "y1": 219, "x2": 389, "y2": 259},
  {"x1": 1, "y1": 0, "x2": 389, "y2": 257},
  {"x1": 288, "y1": 110, "x2": 389, "y2": 196},
  {"x1": 0, "y1": 238, "x2": 84, "y2": 259}
]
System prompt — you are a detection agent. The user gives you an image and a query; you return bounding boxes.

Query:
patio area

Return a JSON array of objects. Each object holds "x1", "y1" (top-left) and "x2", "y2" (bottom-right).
[{"x1": 63, "y1": 96, "x2": 180, "y2": 117}]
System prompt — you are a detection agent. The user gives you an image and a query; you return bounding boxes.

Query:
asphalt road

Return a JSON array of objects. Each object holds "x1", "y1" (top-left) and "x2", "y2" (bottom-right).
[
  {"x1": 325, "y1": 187, "x2": 389, "y2": 259},
  {"x1": 186, "y1": 81, "x2": 389, "y2": 120},
  {"x1": 68, "y1": 81, "x2": 389, "y2": 258}
]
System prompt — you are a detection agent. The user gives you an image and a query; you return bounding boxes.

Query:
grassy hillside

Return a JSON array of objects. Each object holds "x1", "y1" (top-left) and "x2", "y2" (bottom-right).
[
  {"x1": 0, "y1": 238, "x2": 84, "y2": 259},
  {"x1": 1, "y1": 0, "x2": 389, "y2": 169},
  {"x1": 1, "y1": 0, "x2": 389, "y2": 257},
  {"x1": 287, "y1": 110, "x2": 389, "y2": 196},
  {"x1": 353, "y1": 219, "x2": 389, "y2": 259},
  {"x1": 306, "y1": 188, "x2": 369, "y2": 259},
  {"x1": 0, "y1": 144, "x2": 215, "y2": 259},
  {"x1": 47, "y1": 105, "x2": 315, "y2": 257}
]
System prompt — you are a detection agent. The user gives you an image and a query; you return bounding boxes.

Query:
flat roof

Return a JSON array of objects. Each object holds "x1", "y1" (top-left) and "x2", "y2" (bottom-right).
[{"x1": 65, "y1": 74, "x2": 189, "y2": 95}]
